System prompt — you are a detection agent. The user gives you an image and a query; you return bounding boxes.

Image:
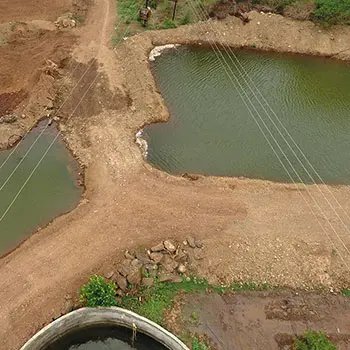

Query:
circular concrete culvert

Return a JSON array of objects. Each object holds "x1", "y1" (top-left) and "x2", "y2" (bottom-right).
[{"x1": 20, "y1": 307, "x2": 190, "y2": 350}]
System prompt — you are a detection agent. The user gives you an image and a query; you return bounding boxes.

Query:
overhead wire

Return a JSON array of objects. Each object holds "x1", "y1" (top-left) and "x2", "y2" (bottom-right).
[
  {"x1": 184, "y1": 0, "x2": 350, "y2": 269},
  {"x1": 0, "y1": 22, "x2": 131, "y2": 225}
]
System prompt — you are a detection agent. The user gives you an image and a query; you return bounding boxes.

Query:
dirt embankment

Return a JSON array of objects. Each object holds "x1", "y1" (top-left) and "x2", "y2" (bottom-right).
[
  {"x1": 1, "y1": 1, "x2": 350, "y2": 349},
  {"x1": 0, "y1": 0, "x2": 90, "y2": 149}
]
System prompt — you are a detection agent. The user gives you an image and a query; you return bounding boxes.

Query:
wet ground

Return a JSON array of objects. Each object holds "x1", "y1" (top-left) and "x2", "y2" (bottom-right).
[{"x1": 168, "y1": 291, "x2": 350, "y2": 349}]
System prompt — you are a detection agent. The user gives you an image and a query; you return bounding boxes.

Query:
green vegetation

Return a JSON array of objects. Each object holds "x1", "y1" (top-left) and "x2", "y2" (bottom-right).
[
  {"x1": 252, "y1": 0, "x2": 350, "y2": 24},
  {"x1": 294, "y1": 331, "x2": 336, "y2": 350},
  {"x1": 161, "y1": 18, "x2": 177, "y2": 29},
  {"x1": 118, "y1": 0, "x2": 144, "y2": 23},
  {"x1": 119, "y1": 277, "x2": 272, "y2": 325},
  {"x1": 192, "y1": 337, "x2": 210, "y2": 350},
  {"x1": 80, "y1": 275, "x2": 117, "y2": 307},
  {"x1": 113, "y1": 0, "x2": 217, "y2": 46},
  {"x1": 313, "y1": 0, "x2": 350, "y2": 24},
  {"x1": 341, "y1": 288, "x2": 350, "y2": 297},
  {"x1": 113, "y1": 0, "x2": 350, "y2": 44}
]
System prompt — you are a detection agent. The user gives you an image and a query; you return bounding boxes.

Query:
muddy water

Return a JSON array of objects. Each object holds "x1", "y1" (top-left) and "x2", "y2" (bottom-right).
[
  {"x1": 45, "y1": 325, "x2": 168, "y2": 350},
  {"x1": 0, "y1": 121, "x2": 82, "y2": 255},
  {"x1": 145, "y1": 47, "x2": 350, "y2": 184}
]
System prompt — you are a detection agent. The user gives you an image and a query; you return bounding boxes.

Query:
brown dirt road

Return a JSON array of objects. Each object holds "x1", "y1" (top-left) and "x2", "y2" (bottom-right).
[{"x1": 1, "y1": 1, "x2": 350, "y2": 349}]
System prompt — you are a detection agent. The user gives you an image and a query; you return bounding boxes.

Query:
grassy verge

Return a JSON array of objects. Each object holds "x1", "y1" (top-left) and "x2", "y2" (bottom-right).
[
  {"x1": 113, "y1": 0, "x2": 217, "y2": 46},
  {"x1": 119, "y1": 277, "x2": 272, "y2": 325},
  {"x1": 251, "y1": 0, "x2": 350, "y2": 24}
]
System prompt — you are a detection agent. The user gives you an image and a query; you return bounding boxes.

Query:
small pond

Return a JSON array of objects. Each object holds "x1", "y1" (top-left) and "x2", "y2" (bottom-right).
[
  {"x1": 0, "y1": 121, "x2": 82, "y2": 255},
  {"x1": 144, "y1": 46, "x2": 350, "y2": 184},
  {"x1": 45, "y1": 325, "x2": 168, "y2": 350}
]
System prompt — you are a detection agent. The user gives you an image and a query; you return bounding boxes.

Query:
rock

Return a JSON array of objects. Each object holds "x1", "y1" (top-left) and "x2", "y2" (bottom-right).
[
  {"x1": 158, "y1": 273, "x2": 182, "y2": 283},
  {"x1": 116, "y1": 289, "x2": 125, "y2": 297},
  {"x1": 131, "y1": 258, "x2": 143, "y2": 268},
  {"x1": 174, "y1": 250, "x2": 188, "y2": 263},
  {"x1": 160, "y1": 255, "x2": 178, "y2": 273},
  {"x1": 149, "y1": 252, "x2": 164, "y2": 263},
  {"x1": 187, "y1": 236, "x2": 196, "y2": 248},
  {"x1": 135, "y1": 251, "x2": 152, "y2": 264},
  {"x1": 151, "y1": 242, "x2": 165, "y2": 252},
  {"x1": 182, "y1": 173, "x2": 199, "y2": 181},
  {"x1": 142, "y1": 264, "x2": 158, "y2": 278},
  {"x1": 117, "y1": 260, "x2": 132, "y2": 277},
  {"x1": 124, "y1": 250, "x2": 134, "y2": 260},
  {"x1": 193, "y1": 248, "x2": 204, "y2": 260},
  {"x1": 178, "y1": 264, "x2": 187, "y2": 274},
  {"x1": 8, "y1": 134, "x2": 20, "y2": 147},
  {"x1": 195, "y1": 239, "x2": 204, "y2": 249},
  {"x1": 104, "y1": 271, "x2": 114, "y2": 279},
  {"x1": 142, "y1": 277, "x2": 154, "y2": 287},
  {"x1": 127, "y1": 268, "x2": 142, "y2": 286},
  {"x1": 0, "y1": 114, "x2": 17, "y2": 124},
  {"x1": 55, "y1": 13, "x2": 76, "y2": 29},
  {"x1": 113, "y1": 273, "x2": 128, "y2": 291},
  {"x1": 163, "y1": 240, "x2": 176, "y2": 253}
]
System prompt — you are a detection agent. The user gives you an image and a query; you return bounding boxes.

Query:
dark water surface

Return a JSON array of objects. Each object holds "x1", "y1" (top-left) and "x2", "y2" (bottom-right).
[
  {"x1": 145, "y1": 47, "x2": 350, "y2": 184},
  {"x1": 45, "y1": 325, "x2": 168, "y2": 350},
  {"x1": 0, "y1": 121, "x2": 82, "y2": 255}
]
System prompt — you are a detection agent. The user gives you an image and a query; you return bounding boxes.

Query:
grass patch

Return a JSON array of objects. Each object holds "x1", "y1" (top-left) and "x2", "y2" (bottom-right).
[
  {"x1": 294, "y1": 330, "x2": 336, "y2": 350},
  {"x1": 192, "y1": 336, "x2": 210, "y2": 350},
  {"x1": 161, "y1": 18, "x2": 177, "y2": 29},
  {"x1": 113, "y1": 0, "x2": 217, "y2": 46},
  {"x1": 118, "y1": 0, "x2": 144, "y2": 23},
  {"x1": 119, "y1": 277, "x2": 273, "y2": 325},
  {"x1": 341, "y1": 288, "x2": 350, "y2": 297},
  {"x1": 313, "y1": 0, "x2": 350, "y2": 25}
]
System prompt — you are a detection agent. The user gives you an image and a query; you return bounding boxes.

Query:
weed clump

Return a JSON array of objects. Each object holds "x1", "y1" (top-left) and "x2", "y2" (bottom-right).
[
  {"x1": 80, "y1": 275, "x2": 117, "y2": 307},
  {"x1": 192, "y1": 337, "x2": 210, "y2": 350},
  {"x1": 294, "y1": 331, "x2": 336, "y2": 350}
]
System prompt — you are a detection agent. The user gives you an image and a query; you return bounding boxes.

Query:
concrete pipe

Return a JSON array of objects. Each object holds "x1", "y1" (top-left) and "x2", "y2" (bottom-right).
[{"x1": 20, "y1": 307, "x2": 190, "y2": 350}]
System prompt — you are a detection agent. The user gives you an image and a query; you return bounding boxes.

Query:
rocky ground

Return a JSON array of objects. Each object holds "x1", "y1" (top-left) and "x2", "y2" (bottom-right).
[
  {"x1": 1, "y1": 0, "x2": 350, "y2": 349},
  {"x1": 0, "y1": 0, "x2": 89, "y2": 149},
  {"x1": 107, "y1": 237, "x2": 205, "y2": 295}
]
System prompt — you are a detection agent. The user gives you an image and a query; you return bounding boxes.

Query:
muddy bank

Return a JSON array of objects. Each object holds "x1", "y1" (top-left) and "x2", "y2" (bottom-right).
[
  {"x1": 143, "y1": 10, "x2": 350, "y2": 60},
  {"x1": 166, "y1": 291, "x2": 350, "y2": 349}
]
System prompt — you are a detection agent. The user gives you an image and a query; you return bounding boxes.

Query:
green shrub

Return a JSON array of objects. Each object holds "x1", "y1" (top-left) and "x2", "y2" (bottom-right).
[
  {"x1": 294, "y1": 331, "x2": 336, "y2": 350},
  {"x1": 161, "y1": 19, "x2": 177, "y2": 29},
  {"x1": 341, "y1": 288, "x2": 350, "y2": 297},
  {"x1": 192, "y1": 337, "x2": 209, "y2": 350},
  {"x1": 80, "y1": 275, "x2": 117, "y2": 307},
  {"x1": 118, "y1": 0, "x2": 143, "y2": 23},
  {"x1": 313, "y1": 0, "x2": 350, "y2": 24},
  {"x1": 180, "y1": 11, "x2": 192, "y2": 25}
]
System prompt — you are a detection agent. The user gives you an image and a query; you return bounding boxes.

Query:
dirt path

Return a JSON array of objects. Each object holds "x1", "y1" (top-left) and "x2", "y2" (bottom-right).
[{"x1": 1, "y1": 2, "x2": 350, "y2": 349}]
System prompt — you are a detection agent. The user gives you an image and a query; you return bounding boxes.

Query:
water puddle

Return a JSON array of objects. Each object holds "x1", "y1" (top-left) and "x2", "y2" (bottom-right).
[
  {"x1": 144, "y1": 46, "x2": 350, "y2": 184},
  {"x1": 0, "y1": 121, "x2": 83, "y2": 255}
]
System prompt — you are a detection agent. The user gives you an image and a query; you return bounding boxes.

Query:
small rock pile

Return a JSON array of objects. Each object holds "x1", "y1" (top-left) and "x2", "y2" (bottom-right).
[
  {"x1": 55, "y1": 13, "x2": 77, "y2": 29},
  {"x1": 0, "y1": 114, "x2": 17, "y2": 124},
  {"x1": 105, "y1": 237, "x2": 205, "y2": 296}
]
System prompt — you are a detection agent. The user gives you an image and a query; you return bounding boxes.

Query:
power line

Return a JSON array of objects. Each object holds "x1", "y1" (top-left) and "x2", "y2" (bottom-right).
[
  {"x1": 0, "y1": 22, "x2": 131, "y2": 225},
  {"x1": 185, "y1": 0, "x2": 350, "y2": 269}
]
